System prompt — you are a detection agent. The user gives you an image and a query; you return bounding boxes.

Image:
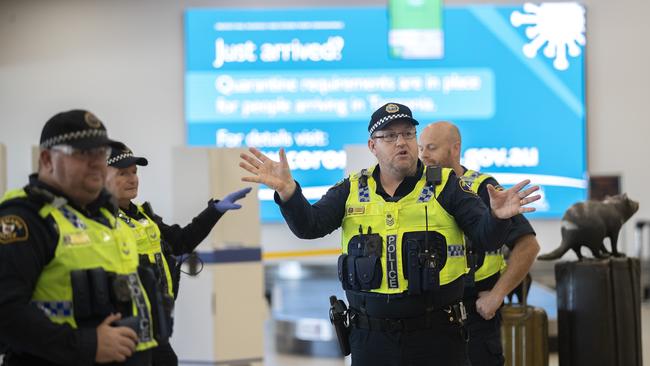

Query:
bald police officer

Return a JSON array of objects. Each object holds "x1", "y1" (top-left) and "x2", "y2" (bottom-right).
[{"x1": 419, "y1": 121, "x2": 540, "y2": 366}]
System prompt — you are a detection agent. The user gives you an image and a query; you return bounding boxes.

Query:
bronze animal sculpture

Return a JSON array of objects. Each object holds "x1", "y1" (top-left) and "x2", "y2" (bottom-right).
[{"x1": 538, "y1": 194, "x2": 639, "y2": 260}]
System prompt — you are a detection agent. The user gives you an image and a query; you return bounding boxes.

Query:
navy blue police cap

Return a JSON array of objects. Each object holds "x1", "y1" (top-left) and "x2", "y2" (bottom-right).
[
  {"x1": 107, "y1": 141, "x2": 148, "y2": 168},
  {"x1": 40, "y1": 109, "x2": 118, "y2": 150},
  {"x1": 368, "y1": 103, "x2": 419, "y2": 135}
]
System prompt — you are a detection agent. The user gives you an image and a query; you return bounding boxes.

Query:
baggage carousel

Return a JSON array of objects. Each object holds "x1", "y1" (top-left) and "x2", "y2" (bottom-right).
[{"x1": 267, "y1": 262, "x2": 558, "y2": 357}]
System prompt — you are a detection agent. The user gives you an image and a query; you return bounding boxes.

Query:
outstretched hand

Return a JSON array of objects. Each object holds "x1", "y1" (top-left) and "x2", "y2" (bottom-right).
[
  {"x1": 488, "y1": 179, "x2": 541, "y2": 219},
  {"x1": 239, "y1": 147, "x2": 296, "y2": 201},
  {"x1": 214, "y1": 187, "x2": 253, "y2": 213}
]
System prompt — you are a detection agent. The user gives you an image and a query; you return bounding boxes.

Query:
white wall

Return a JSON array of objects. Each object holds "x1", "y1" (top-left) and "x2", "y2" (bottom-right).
[{"x1": 1, "y1": 0, "x2": 649, "y2": 259}]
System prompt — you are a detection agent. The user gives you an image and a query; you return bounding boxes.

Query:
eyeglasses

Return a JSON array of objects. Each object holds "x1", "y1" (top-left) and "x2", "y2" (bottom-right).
[
  {"x1": 372, "y1": 130, "x2": 417, "y2": 143},
  {"x1": 50, "y1": 145, "x2": 111, "y2": 160}
]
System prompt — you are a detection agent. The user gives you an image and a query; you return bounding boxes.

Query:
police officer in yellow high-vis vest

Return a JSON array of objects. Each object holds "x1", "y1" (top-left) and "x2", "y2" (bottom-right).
[
  {"x1": 0, "y1": 110, "x2": 164, "y2": 365},
  {"x1": 239, "y1": 102, "x2": 541, "y2": 366},
  {"x1": 419, "y1": 121, "x2": 540, "y2": 366},
  {"x1": 104, "y1": 141, "x2": 251, "y2": 366}
]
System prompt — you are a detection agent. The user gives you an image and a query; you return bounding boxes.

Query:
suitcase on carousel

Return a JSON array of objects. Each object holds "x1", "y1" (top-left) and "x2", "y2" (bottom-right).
[
  {"x1": 555, "y1": 257, "x2": 642, "y2": 366},
  {"x1": 500, "y1": 279, "x2": 549, "y2": 366}
]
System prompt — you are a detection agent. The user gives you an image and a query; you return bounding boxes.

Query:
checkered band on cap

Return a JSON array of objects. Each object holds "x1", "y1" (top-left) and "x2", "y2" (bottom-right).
[
  {"x1": 108, "y1": 152, "x2": 134, "y2": 166},
  {"x1": 369, "y1": 113, "x2": 412, "y2": 135},
  {"x1": 40, "y1": 129, "x2": 107, "y2": 149}
]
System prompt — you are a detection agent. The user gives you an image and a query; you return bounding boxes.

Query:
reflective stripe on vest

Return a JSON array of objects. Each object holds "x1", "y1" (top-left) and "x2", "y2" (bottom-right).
[
  {"x1": 342, "y1": 166, "x2": 468, "y2": 294},
  {"x1": 0, "y1": 189, "x2": 158, "y2": 351},
  {"x1": 117, "y1": 205, "x2": 174, "y2": 298},
  {"x1": 461, "y1": 170, "x2": 507, "y2": 281}
]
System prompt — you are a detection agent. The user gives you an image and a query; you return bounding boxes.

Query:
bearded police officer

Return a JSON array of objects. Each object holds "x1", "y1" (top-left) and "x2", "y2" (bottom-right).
[
  {"x1": 419, "y1": 121, "x2": 540, "y2": 366},
  {"x1": 239, "y1": 103, "x2": 541, "y2": 366},
  {"x1": 0, "y1": 110, "x2": 162, "y2": 365},
  {"x1": 104, "y1": 141, "x2": 251, "y2": 366}
]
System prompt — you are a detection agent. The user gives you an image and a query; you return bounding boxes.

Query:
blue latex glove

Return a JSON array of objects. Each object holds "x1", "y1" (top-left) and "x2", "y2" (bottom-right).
[{"x1": 213, "y1": 187, "x2": 252, "y2": 213}]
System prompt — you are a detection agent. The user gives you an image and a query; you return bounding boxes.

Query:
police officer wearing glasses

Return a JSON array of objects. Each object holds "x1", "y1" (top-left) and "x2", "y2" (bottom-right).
[
  {"x1": 0, "y1": 110, "x2": 162, "y2": 365},
  {"x1": 239, "y1": 103, "x2": 541, "y2": 366},
  {"x1": 104, "y1": 141, "x2": 251, "y2": 366}
]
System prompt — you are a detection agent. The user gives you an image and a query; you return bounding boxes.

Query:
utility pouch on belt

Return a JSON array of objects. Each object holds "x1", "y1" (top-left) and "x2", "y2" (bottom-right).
[
  {"x1": 406, "y1": 239, "x2": 422, "y2": 295},
  {"x1": 71, "y1": 269, "x2": 93, "y2": 323},
  {"x1": 329, "y1": 296, "x2": 351, "y2": 356},
  {"x1": 138, "y1": 266, "x2": 171, "y2": 344},
  {"x1": 71, "y1": 268, "x2": 117, "y2": 327},
  {"x1": 338, "y1": 227, "x2": 383, "y2": 291},
  {"x1": 402, "y1": 231, "x2": 447, "y2": 294},
  {"x1": 88, "y1": 268, "x2": 113, "y2": 317}
]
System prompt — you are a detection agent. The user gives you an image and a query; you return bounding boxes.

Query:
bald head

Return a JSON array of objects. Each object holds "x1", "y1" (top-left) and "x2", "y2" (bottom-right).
[
  {"x1": 421, "y1": 121, "x2": 460, "y2": 146},
  {"x1": 418, "y1": 121, "x2": 463, "y2": 174}
]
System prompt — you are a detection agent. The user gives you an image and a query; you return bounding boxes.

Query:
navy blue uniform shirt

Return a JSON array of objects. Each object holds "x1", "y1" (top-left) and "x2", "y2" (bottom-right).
[{"x1": 464, "y1": 168, "x2": 536, "y2": 295}]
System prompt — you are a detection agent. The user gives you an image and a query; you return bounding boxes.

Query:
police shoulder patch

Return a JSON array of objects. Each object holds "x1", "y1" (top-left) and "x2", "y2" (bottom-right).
[
  {"x1": 0, "y1": 215, "x2": 30, "y2": 244},
  {"x1": 459, "y1": 176, "x2": 472, "y2": 186},
  {"x1": 459, "y1": 179, "x2": 476, "y2": 195}
]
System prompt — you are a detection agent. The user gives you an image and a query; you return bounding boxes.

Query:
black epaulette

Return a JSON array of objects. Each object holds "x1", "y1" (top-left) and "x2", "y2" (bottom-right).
[
  {"x1": 425, "y1": 165, "x2": 442, "y2": 187},
  {"x1": 358, "y1": 168, "x2": 370, "y2": 188},
  {"x1": 0, "y1": 185, "x2": 64, "y2": 213},
  {"x1": 141, "y1": 201, "x2": 155, "y2": 217}
]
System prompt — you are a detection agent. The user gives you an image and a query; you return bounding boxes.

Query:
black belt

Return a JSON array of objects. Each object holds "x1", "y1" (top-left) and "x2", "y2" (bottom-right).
[
  {"x1": 350, "y1": 303, "x2": 465, "y2": 332},
  {"x1": 350, "y1": 311, "x2": 446, "y2": 332}
]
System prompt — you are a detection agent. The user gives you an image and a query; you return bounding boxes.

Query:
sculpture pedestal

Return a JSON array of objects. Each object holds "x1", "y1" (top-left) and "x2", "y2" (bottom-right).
[{"x1": 555, "y1": 258, "x2": 642, "y2": 366}]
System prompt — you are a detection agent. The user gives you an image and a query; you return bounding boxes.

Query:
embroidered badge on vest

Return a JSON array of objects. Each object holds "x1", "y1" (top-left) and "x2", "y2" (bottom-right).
[
  {"x1": 385, "y1": 213, "x2": 395, "y2": 227},
  {"x1": 347, "y1": 206, "x2": 365, "y2": 215},
  {"x1": 62, "y1": 232, "x2": 91, "y2": 246}
]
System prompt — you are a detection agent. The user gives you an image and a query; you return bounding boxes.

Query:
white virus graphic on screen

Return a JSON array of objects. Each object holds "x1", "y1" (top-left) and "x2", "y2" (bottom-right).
[{"x1": 511, "y1": 2, "x2": 586, "y2": 71}]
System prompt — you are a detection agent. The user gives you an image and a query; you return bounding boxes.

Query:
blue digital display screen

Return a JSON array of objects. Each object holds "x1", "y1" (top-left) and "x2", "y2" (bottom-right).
[{"x1": 185, "y1": 4, "x2": 587, "y2": 221}]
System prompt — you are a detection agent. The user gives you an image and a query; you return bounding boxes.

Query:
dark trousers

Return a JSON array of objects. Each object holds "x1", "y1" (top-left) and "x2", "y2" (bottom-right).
[
  {"x1": 3, "y1": 350, "x2": 152, "y2": 366},
  {"x1": 349, "y1": 322, "x2": 466, "y2": 366},
  {"x1": 465, "y1": 310, "x2": 504, "y2": 366},
  {"x1": 152, "y1": 342, "x2": 178, "y2": 366}
]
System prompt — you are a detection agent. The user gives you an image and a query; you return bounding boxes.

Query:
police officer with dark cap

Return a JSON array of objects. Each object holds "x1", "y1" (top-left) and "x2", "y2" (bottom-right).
[
  {"x1": 239, "y1": 103, "x2": 541, "y2": 366},
  {"x1": 0, "y1": 109, "x2": 161, "y2": 365},
  {"x1": 104, "y1": 141, "x2": 251, "y2": 366}
]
